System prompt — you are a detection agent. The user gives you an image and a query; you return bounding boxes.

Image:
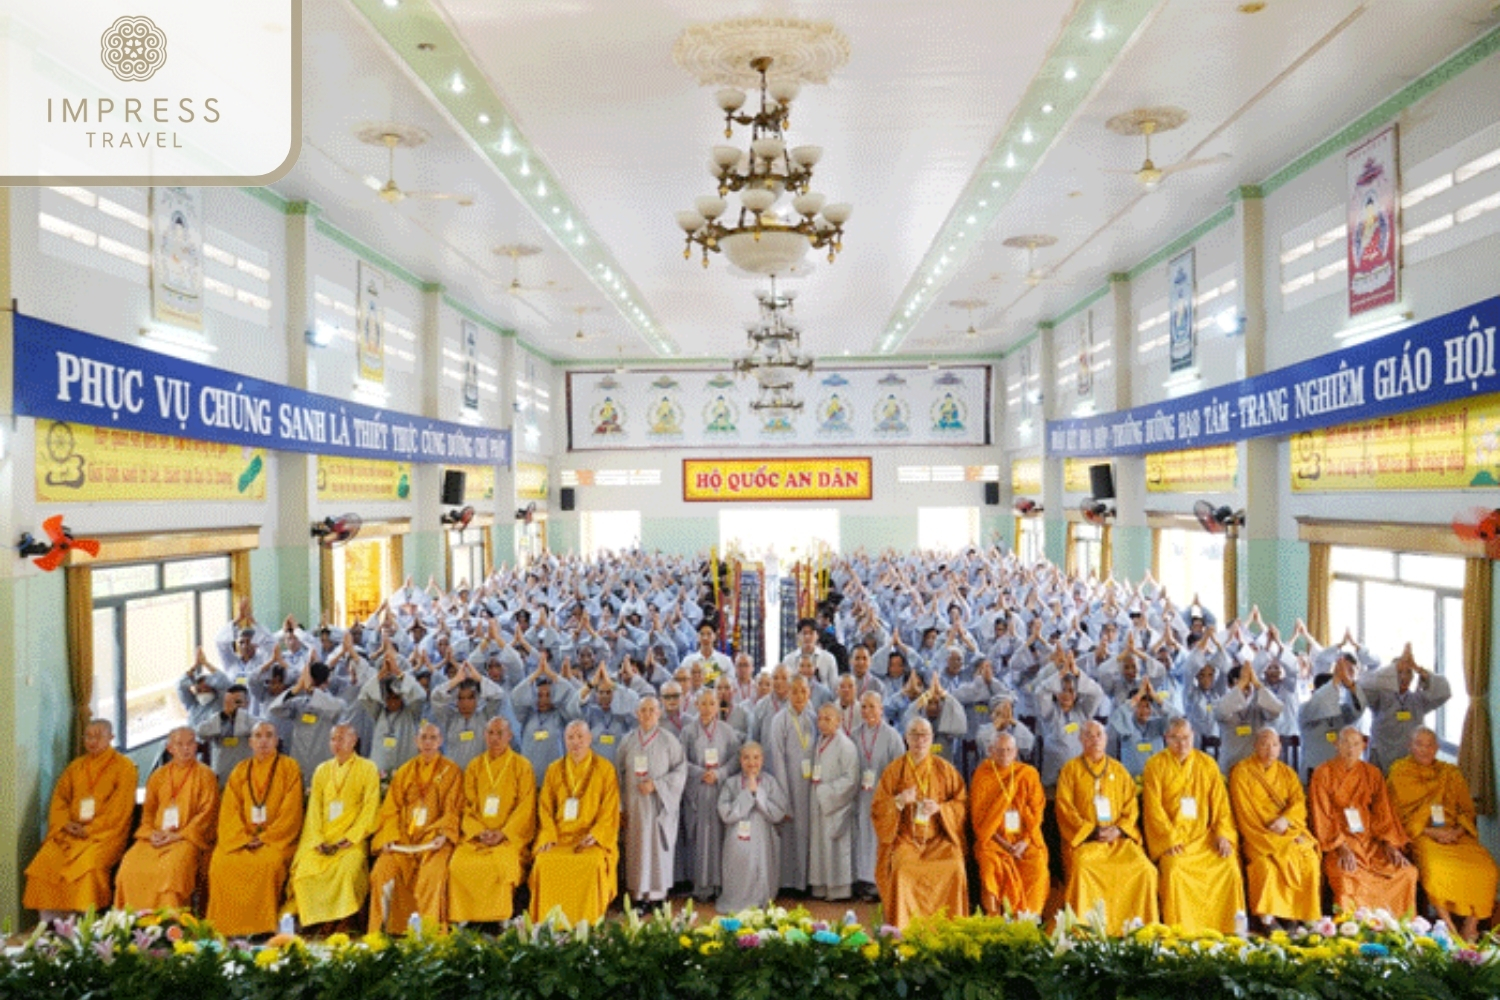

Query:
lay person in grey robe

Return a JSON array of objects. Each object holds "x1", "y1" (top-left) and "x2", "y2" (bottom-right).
[
  {"x1": 617, "y1": 696, "x2": 687, "y2": 905},
  {"x1": 716, "y1": 742, "x2": 789, "y2": 913},
  {"x1": 849, "y1": 691, "x2": 905, "y2": 901},
  {"x1": 681, "y1": 689, "x2": 742, "y2": 901},
  {"x1": 765, "y1": 677, "x2": 819, "y2": 893},
  {"x1": 807, "y1": 703, "x2": 859, "y2": 901}
]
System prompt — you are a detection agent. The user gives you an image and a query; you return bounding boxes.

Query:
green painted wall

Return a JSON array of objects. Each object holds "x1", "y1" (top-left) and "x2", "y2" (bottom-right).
[
  {"x1": 492, "y1": 522, "x2": 515, "y2": 569},
  {"x1": 640, "y1": 517, "x2": 717, "y2": 557},
  {"x1": 549, "y1": 517, "x2": 579, "y2": 556},
  {"x1": 841, "y1": 515, "x2": 916, "y2": 555},
  {"x1": 0, "y1": 572, "x2": 71, "y2": 930},
  {"x1": 1044, "y1": 518, "x2": 1068, "y2": 567},
  {"x1": 406, "y1": 531, "x2": 445, "y2": 589},
  {"x1": 1112, "y1": 525, "x2": 1152, "y2": 583},
  {"x1": 1245, "y1": 537, "x2": 1309, "y2": 635},
  {"x1": 981, "y1": 512, "x2": 1011, "y2": 552}
]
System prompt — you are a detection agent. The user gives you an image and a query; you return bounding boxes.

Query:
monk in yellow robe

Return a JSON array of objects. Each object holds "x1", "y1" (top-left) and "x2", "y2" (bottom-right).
[
  {"x1": 449, "y1": 717, "x2": 536, "y2": 924},
  {"x1": 871, "y1": 717, "x2": 969, "y2": 929},
  {"x1": 25, "y1": 720, "x2": 138, "y2": 920},
  {"x1": 287, "y1": 723, "x2": 382, "y2": 930},
  {"x1": 1309, "y1": 726, "x2": 1416, "y2": 916},
  {"x1": 206, "y1": 722, "x2": 304, "y2": 936},
  {"x1": 115, "y1": 726, "x2": 220, "y2": 911},
  {"x1": 1229, "y1": 728, "x2": 1321, "y2": 926},
  {"x1": 530, "y1": 720, "x2": 620, "y2": 923},
  {"x1": 369, "y1": 722, "x2": 463, "y2": 932},
  {"x1": 1387, "y1": 727, "x2": 1498, "y2": 940},
  {"x1": 1141, "y1": 718, "x2": 1243, "y2": 933},
  {"x1": 1055, "y1": 720, "x2": 1159, "y2": 934},
  {"x1": 969, "y1": 732, "x2": 1048, "y2": 916}
]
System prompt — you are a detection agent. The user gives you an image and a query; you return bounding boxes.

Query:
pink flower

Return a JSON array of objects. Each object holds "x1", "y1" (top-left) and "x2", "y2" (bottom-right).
[{"x1": 1453, "y1": 948, "x2": 1483, "y2": 965}]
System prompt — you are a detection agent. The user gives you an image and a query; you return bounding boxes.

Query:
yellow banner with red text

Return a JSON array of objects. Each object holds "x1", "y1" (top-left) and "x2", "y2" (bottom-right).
[{"x1": 683, "y1": 457, "x2": 872, "y2": 502}]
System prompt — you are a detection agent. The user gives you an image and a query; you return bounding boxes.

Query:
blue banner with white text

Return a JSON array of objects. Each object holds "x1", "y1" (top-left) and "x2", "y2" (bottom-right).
[
  {"x1": 12, "y1": 314, "x2": 511, "y2": 467},
  {"x1": 1046, "y1": 295, "x2": 1500, "y2": 457}
]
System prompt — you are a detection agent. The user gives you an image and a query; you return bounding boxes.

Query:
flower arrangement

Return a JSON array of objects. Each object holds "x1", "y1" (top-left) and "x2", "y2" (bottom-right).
[{"x1": 3, "y1": 904, "x2": 1497, "y2": 1000}]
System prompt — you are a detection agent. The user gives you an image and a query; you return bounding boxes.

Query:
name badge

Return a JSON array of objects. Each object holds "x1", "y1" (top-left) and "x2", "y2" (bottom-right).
[
  {"x1": 301, "y1": 714, "x2": 318, "y2": 725},
  {"x1": 563, "y1": 797, "x2": 580, "y2": 821},
  {"x1": 459, "y1": 731, "x2": 475, "y2": 742},
  {"x1": 704, "y1": 748, "x2": 719, "y2": 767},
  {"x1": 1326, "y1": 731, "x2": 1338, "y2": 743},
  {"x1": 251, "y1": 805, "x2": 267, "y2": 825},
  {"x1": 223, "y1": 737, "x2": 239, "y2": 747},
  {"x1": 534, "y1": 730, "x2": 550, "y2": 741},
  {"x1": 801, "y1": 759, "x2": 812, "y2": 780},
  {"x1": 600, "y1": 735, "x2": 615, "y2": 745},
  {"x1": 634, "y1": 754, "x2": 649, "y2": 776},
  {"x1": 1180, "y1": 796, "x2": 1198, "y2": 820},
  {"x1": 383, "y1": 737, "x2": 397, "y2": 748},
  {"x1": 1344, "y1": 807, "x2": 1365, "y2": 834},
  {"x1": 1004, "y1": 809, "x2": 1021, "y2": 833},
  {"x1": 933, "y1": 743, "x2": 944, "y2": 755},
  {"x1": 162, "y1": 805, "x2": 181, "y2": 831},
  {"x1": 483, "y1": 795, "x2": 500, "y2": 817},
  {"x1": 1094, "y1": 795, "x2": 1113, "y2": 824},
  {"x1": 914, "y1": 801, "x2": 933, "y2": 825},
  {"x1": 1235, "y1": 725, "x2": 1252, "y2": 737},
  {"x1": 861, "y1": 769, "x2": 875, "y2": 791},
  {"x1": 1136, "y1": 742, "x2": 1154, "y2": 754},
  {"x1": 1064, "y1": 722, "x2": 1079, "y2": 735},
  {"x1": 1396, "y1": 710, "x2": 1413, "y2": 722},
  {"x1": 812, "y1": 764, "x2": 823, "y2": 783},
  {"x1": 976, "y1": 704, "x2": 989, "y2": 714},
  {"x1": 737, "y1": 820, "x2": 752, "y2": 841},
  {"x1": 78, "y1": 797, "x2": 96, "y2": 821},
  {"x1": 1430, "y1": 804, "x2": 1446, "y2": 827},
  {"x1": 328, "y1": 801, "x2": 344, "y2": 822},
  {"x1": 411, "y1": 806, "x2": 429, "y2": 830}
]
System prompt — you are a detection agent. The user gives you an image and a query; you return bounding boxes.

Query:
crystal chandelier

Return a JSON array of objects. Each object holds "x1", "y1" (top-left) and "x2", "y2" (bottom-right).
[
  {"x1": 733, "y1": 275, "x2": 814, "y2": 412},
  {"x1": 676, "y1": 56, "x2": 851, "y2": 275}
]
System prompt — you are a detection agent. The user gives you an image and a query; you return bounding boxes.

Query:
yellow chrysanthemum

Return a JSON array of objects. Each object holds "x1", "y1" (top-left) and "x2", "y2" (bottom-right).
[
  {"x1": 698, "y1": 940, "x2": 721, "y2": 955},
  {"x1": 362, "y1": 931, "x2": 389, "y2": 952},
  {"x1": 325, "y1": 932, "x2": 351, "y2": 950},
  {"x1": 171, "y1": 941, "x2": 198, "y2": 956},
  {"x1": 254, "y1": 947, "x2": 281, "y2": 967},
  {"x1": 679, "y1": 935, "x2": 694, "y2": 949},
  {"x1": 896, "y1": 944, "x2": 916, "y2": 960},
  {"x1": 860, "y1": 943, "x2": 881, "y2": 961}
]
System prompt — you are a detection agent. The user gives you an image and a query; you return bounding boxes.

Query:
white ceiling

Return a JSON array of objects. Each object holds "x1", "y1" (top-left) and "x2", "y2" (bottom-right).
[{"x1": 274, "y1": 0, "x2": 1500, "y2": 362}]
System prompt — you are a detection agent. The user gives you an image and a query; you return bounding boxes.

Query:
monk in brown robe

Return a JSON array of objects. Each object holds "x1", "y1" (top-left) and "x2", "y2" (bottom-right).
[
  {"x1": 369, "y1": 722, "x2": 463, "y2": 932},
  {"x1": 1309, "y1": 726, "x2": 1416, "y2": 916},
  {"x1": 871, "y1": 717, "x2": 968, "y2": 928},
  {"x1": 115, "y1": 726, "x2": 219, "y2": 911},
  {"x1": 24, "y1": 720, "x2": 138, "y2": 921},
  {"x1": 206, "y1": 722, "x2": 304, "y2": 936}
]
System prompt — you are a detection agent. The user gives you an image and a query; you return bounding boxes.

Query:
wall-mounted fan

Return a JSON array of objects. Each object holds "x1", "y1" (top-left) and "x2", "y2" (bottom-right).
[
  {"x1": 1014, "y1": 498, "x2": 1041, "y2": 515},
  {"x1": 1080, "y1": 498, "x2": 1113, "y2": 525},
  {"x1": 1453, "y1": 507, "x2": 1500, "y2": 558},
  {"x1": 442, "y1": 505, "x2": 476, "y2": 530},
  {"x1": 515, "y1": 501, "x2": 537, "y2": 523},
  {"x1": 1193, "y1": 500, "x2": 1245, "y2": 535},
  {"x1": 312, "y1": 514, "x2": 363, "y2": 548},
  {"x1": 17, "y1": 515, "x2": 100, "y2": 571}
]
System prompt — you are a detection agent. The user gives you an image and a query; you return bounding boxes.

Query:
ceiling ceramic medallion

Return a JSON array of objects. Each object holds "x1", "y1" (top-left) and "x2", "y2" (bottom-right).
[{"x1": 673, "y1": 17, "x2": 850, "y2": 87}]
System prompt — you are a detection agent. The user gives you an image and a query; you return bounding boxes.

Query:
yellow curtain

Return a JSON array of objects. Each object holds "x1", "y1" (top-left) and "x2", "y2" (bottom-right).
[
  {"x1": 1305, "y1": 542, "x2": 1331, "y2": 645},
  {"x1": 1458, "y1": 558, "x2": 1494, "y2": 816},
  {"x1": 1150, "y1": 527, "x2": 1162, "y2": 581},
  {"x1": 1100, "y1": 523, "x2": 1114, "y2": 580},
  {"x1": 1064, "y1": 522, "x2": 1077, "y2": 578},
  {"x1": 64, "y1": 565, "x2": 95, "y2": 757}
]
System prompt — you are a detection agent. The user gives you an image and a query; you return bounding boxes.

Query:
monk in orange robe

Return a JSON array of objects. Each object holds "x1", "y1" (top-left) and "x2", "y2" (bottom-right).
[
  {"x1": 1309, "y1": 726, "x2": 1416, "y2": 916},
  {"x1": 448, "y1": 717, "x2": 536, "y2": 924},
  {"x1": 871, "y1": 717, "x2": 969, "y2": 928},
  {"x1": 115, "y1": 726, "x2": 220, "y2": 911},
  {"x1": 1055, "y1": 720, "x2": 1159, "y2": 934},
  {"x1": 530, "y1": 720, "x2": 620, "y2": 924},
  {"x1": 24, "y1": 720, "x2": 138, "y2": 920},
  {"x1": 969, "y1": 731, "x2": 1048, "y2": 916},
  {"x1": 1229, "y1": 728, "x2": 1321, "y2": 927},
  {"x1": 1386, "y1": 727, "x2": 1498, "y2": 940},
  {"x1": 369, "y1": 722, "x2": 463, "y2": 932},
  {"x1": 206, "y1": 722, "x2": 304, "y2": 936}
]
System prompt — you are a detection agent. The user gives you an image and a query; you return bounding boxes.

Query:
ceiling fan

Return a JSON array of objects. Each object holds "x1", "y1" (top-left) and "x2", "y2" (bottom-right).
[
  {"x1": 1002, "y1": 234, "x2": 1066, "y2": 287},
  {"x1": 569, "y1": 305, "x2": 603, "y2": 344},
  {"x1": 493, "y1": 244, "x2": 565, "y2": 297},
  {"x1": 355, "y1": 125, "x2": 474, "y2": 206},
  {"x1": 947, "y1": 298, "x2": 1004, "y2": 340},
  {"x1": 1105, "y1": 107, "x2": 1229, "y2": 190}
]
